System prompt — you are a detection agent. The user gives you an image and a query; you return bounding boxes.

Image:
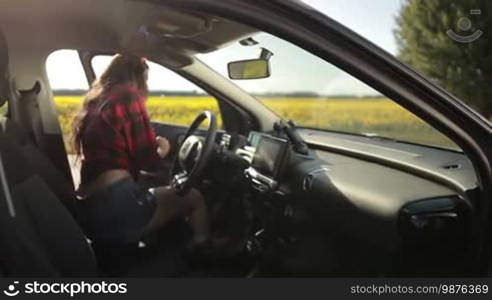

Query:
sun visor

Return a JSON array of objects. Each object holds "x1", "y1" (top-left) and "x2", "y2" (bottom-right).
[{"x1": 145, "y1": 10, "x2": 212, "y2": 39}]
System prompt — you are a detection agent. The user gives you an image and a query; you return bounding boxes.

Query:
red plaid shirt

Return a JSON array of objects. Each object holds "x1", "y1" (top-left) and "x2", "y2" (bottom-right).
[{"x1": 80, "y1": 84, "x2": 160, "y2": 184}]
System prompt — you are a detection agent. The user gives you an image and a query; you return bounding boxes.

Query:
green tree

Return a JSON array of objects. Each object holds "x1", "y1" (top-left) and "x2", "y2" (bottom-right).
[{"x1": 395, "y1": 0, "x2": 492, "y2": 119}]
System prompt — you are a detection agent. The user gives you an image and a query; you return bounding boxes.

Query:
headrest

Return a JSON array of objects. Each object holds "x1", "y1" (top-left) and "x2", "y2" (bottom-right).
[
  {"x1": 19, "y1": 81, "x2": 41, "y2": 96},
  {"x1": 0, "y1": 29, "x2": 9, "y2": 107}
]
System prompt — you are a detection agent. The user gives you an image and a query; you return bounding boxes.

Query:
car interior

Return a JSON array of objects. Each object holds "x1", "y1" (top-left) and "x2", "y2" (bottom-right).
[{"x1": 0, "y1": 0, "x2": 487, "y2": 277}]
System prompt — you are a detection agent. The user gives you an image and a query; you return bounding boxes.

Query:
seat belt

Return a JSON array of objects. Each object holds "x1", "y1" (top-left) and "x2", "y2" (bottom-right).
[{"x1": 0, "y1": 152, "x2": 15, "y2": 217}]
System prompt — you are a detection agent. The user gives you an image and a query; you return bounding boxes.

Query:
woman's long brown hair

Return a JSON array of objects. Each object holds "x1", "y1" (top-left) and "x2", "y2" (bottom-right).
[{"x1": 72, "y1": 54, "x2": 149, "y2": 155}]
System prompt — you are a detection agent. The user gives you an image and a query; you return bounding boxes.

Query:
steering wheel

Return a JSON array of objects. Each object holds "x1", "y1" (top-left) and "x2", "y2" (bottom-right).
[{"x1": 171, "y1": 111, "x2": 217, "y2": 195}]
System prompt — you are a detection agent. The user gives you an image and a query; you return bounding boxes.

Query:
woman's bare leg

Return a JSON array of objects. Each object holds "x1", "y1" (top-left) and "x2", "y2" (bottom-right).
[{"x1": 144, "y1": 186, "x2": 209, "y2": 245}]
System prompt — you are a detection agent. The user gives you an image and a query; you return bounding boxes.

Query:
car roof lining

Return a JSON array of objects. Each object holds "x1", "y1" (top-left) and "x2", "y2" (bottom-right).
[{"x1": 0, "y1": 0, "x2": 257, "y2": 68}]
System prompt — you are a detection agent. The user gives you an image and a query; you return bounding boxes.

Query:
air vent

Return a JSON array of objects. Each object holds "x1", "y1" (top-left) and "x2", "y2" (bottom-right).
[
  {"x1": 441, "y1": 163, "x2": 461, "y2": 170},
  {"x1": 398, "y1": 196, "x2": 470, "y2": 243},
  {"x1": 302, "y1": 174, "x2": 314, "y2": 191},
  {"x1": 302, "y1": 167, "x2": 330, "y2": 191}
]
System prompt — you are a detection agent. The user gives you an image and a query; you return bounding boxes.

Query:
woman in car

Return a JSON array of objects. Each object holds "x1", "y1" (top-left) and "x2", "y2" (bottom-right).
[{"x1": 72, "y1": 54, "x2": 209, "y2": 247}]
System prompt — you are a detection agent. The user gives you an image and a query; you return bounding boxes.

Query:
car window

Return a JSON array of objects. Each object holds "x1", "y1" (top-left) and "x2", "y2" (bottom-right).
[
  {"x1": 0, "y1": 101, "x2": 8, "y2": 116},
  {"x1": 92, "y1": 55, "x2": 223, "y2": 129},
  {"x1": 303, "y1": 0, "x2": 491, "y2": 124},
  {"x1": 198, "y1": 33, "x2": 461, "y2": 151},
  {"x1": 45, "y1": 49, "x2": 89, "y2": 154}
]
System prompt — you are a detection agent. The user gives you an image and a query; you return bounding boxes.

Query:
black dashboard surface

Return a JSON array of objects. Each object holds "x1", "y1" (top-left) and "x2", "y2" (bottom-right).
[
  {"x1": 287, "y1": 150, "x2": 462, "y2": 248},
  {"x1": 270, "y1": 129, "x2": 476, "y2": 256}
]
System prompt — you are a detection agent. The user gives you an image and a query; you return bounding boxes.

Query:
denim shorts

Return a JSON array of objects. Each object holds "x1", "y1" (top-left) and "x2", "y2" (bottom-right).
[{"x1": 75, "y1": 177, "x2": 157, "y2": 244}]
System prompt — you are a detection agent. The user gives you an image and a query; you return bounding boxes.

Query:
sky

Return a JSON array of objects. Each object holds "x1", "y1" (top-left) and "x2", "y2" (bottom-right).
[
  {"x1": 303, "y1": 0, "x2": 404, "y2": 55},
  {"x1": 46, "y1": 0, "x2": 404, "y2": 96}
]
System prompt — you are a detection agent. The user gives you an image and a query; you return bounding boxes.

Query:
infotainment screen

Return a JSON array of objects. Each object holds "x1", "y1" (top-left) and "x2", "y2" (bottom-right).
[
  {"x1": 251, "y1": 135, "x2": 288, "y2": 178},
  {"x1": 247, "y1": 131, "x2": 266, "y2": 148}
]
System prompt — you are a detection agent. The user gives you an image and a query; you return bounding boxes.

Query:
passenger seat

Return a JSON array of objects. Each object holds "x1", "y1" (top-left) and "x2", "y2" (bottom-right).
[
  {"x1": 0, "y1": 118, "x2": 97, "y2": 276},
  {"x1": 0, "y1": 28, "x2": 95, "y2": 276},
  {"x1": 0, "y1": 117, "x2": 77, "y2": 212}
]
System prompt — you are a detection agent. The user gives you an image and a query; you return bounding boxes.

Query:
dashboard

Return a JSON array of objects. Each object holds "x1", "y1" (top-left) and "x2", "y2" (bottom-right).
[
  {"x1": 224, "y1": 129, "x2": 475, "y2": 275},
  {"x1": 149, "y1": 121, "x2": 476, "y2": 276}
]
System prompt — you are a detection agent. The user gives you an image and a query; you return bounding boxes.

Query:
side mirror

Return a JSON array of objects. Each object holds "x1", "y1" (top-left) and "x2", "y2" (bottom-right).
[{"x1": 227, "y1": 59, "x2": 270, "y2": 80}]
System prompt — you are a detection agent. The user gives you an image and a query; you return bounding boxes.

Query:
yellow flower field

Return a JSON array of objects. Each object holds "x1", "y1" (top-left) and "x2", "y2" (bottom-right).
[{"x1": 53, "y1": 95, "x2": 458, "y2": 153}]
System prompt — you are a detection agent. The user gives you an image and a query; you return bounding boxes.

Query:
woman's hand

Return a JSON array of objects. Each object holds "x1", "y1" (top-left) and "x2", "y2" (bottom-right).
[{"x1": 156, "y1": 136, "x2": 171, "y2": 158}]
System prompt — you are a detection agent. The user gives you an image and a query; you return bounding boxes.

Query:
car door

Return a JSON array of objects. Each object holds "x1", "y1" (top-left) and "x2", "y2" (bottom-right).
[
  {"x1": 255, "y1": 1, "x2": 492, "y2": 275},
  {"x1": 160, "y1": 0, "x2": 492, "y2": 275}
]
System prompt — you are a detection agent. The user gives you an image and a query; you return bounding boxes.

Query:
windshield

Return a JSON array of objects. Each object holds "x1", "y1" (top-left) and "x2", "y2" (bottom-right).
[{"x1": 198, "y1": 33, "x2": 461, "y2": 151}]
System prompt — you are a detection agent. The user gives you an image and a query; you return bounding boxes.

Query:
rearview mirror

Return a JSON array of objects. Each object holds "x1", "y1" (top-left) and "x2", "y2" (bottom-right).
[{"x1": 227, "y1": 59, "x2": 270, "y2": 80}]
